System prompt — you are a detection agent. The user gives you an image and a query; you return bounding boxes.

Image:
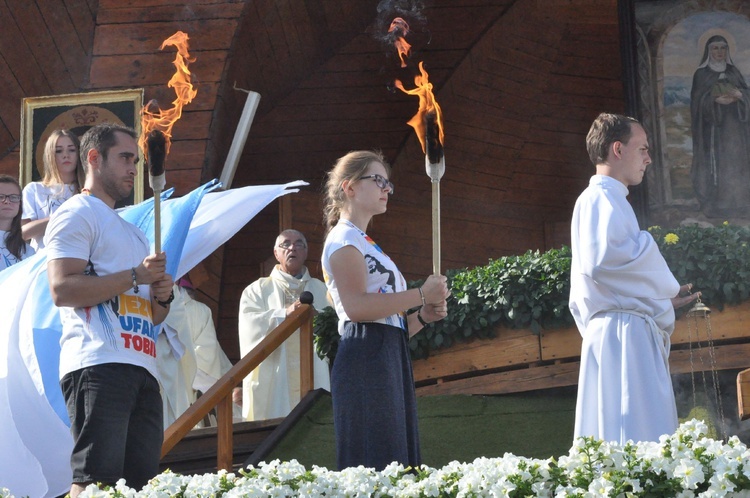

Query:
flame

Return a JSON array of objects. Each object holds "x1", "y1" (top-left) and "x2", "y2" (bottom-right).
[
  {"x1": 394, "y1": 61, "x2": 444, "y2": 154},
  {"x1": 139, "y1": 31, "x2": 198, "y2": 160},
  {"x1": 389, "y1": 17, "x2": 411, "y2": 68}
]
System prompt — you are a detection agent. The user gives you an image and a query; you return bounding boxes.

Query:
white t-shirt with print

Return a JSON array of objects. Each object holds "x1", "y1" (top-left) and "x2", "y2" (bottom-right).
[
  {"x1": 22, "y1": 182, "x2": 77, "y2": 250},
  {"x1": 46, "y1": 194, "x2": 159, "y2": 380},
  {"x1": 0, "y1": 230, "x2": 34, "y2": 271},
  {"x1": 322, "y1": 220, "x2": 407, "y2": 335}
]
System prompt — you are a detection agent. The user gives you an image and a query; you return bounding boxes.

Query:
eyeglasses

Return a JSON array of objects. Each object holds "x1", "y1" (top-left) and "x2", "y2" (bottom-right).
[
  {"x1": 0, "y1": 194, "x2": 21, "y2": 203},
  {"x1": 360, "y1": 174, "x2": 394, "y2": 194},
  {"x1": 278, "y1": 241, "x2": 307, "y2": 251}
]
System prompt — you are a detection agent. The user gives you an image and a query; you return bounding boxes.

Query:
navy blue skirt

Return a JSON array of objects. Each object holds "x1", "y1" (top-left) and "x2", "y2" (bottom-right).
[{"x1": 331, "y1": 321, "x2": 421, "y2": 470}]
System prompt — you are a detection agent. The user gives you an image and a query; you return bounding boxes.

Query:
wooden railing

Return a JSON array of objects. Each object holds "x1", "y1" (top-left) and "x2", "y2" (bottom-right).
[{"x1": 161, "y1": 304, "x2": 316, "y2": 470}]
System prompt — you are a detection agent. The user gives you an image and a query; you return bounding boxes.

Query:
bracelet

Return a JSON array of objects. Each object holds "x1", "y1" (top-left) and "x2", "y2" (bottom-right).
[
  {"x1": 156, "y1": 289, "x2": 175, "y2": 308},
  {"x1": 131, "y1": 267, "x2": 139, "y2": 294},
  {"x1": 417, "y1": 308, "x2": 429, "y2": 327},
  {"x1": 418, "y1": 286, "x2": 426, "y2": 307}
]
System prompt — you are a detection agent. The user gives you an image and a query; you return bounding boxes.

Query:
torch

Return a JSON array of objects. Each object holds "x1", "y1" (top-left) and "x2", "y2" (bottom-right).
[
  {"x1": 139, "y1": 30, "x2": 197, "y2": 253},
  {"x1": 424, "y1": 112, "x2": 444, "y2": 275},
  {"x1": 395, "y1": 61, "x2": 445, "y2": 275},
  {"x1": 147, "y1": 130, "x2": 167, "y2": 253}
]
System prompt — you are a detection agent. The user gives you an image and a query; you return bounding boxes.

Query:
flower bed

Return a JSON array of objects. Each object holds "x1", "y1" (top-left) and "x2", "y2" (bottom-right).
[{"x1": 7, "y1": 420, "x2": 749, "y2": 497}]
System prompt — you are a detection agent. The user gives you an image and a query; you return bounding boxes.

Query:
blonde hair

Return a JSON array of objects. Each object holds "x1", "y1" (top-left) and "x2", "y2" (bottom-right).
[
  {"x1": 42, "y1": 129, "x2": 84, "y2": 190},
  {"x1": 323, "y1": 150, "x2": 391, "y2": 233}
]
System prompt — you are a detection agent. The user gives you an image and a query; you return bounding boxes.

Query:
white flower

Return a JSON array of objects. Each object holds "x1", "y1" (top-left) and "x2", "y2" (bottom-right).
[
  {"x1": 112, "y1": 479, "x2": 138, "y2": 498},
  {"x1": 586, "y1": 477, "x2": 614, "y2": 497},
  {"x1": 673, "y1": 458, "x2": 705, "y2": 489},
  {"x1": 78, "y1": 483, "x2": 113, "y2": 498},
  {"x1": 48, "y1": 420, "x2": 750, "y2": 497}
]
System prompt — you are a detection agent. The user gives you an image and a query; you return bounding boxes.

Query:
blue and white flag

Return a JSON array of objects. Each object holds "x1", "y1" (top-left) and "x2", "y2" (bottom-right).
[{"x1": 0, "y1": 180, "x2": 307, "y2": 497}]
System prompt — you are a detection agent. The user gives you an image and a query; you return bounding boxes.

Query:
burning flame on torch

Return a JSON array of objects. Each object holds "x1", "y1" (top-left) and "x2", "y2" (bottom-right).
[
  {"x1": 394, "y1": 61, "x2": 445, "y2": 162},
  {"x1": 139, "y1": 31, "x2": 198, "y2": 162},
  {"x1": 389, "y1": 17, "x2": 411, "y2": 68}
]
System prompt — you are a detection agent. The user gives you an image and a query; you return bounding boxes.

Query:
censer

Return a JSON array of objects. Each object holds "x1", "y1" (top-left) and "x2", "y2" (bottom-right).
[{"x1": 685, "y1": 297, "x2": 727, "y2": 439}]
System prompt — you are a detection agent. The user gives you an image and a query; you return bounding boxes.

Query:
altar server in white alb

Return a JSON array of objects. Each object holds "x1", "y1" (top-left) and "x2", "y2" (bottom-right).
[{"x1": 569, "y1": 113, "x2": 699, "y2": 444}]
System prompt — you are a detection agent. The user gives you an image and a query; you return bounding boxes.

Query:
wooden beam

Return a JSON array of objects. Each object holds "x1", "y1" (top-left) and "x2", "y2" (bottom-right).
[
  {"x1": 93, "y1": 20, "x2": 237, "y2": 56},
  {"x1": 89, "y1": 51, "x2": 226, "y2": 87},
  {"x1": 412, "y1": 327, "x2": 541, "y2": 383},
  {"x1": 97, "y1": 2, "x2": 245, "y2": 24},
  {"x1": 416, "y1": 362, "x2": 580, "y2": 397},
  {"x1": 738, "y1": 369, "x2": 750, "y2": 421},
  {"x1": 416, "y1": 343, "x2": 750, "y2": 397}
]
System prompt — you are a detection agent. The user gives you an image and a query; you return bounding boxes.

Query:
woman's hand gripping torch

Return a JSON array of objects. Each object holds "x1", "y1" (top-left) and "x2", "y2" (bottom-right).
[{"x1": 146, "y1": 130, "x2": 167, "y2": 254}]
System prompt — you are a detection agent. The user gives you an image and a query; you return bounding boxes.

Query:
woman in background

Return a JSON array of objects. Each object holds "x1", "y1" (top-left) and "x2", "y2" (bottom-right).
[
  {"x1": 0, "y1": 175, "x2": 34, "y2": 270},
  {"x1": 22, "y1": 129, "x2": 84, "y2": 249},
  {"x1": 321, "y1": 150, "x2": 450, "y2": 470}
]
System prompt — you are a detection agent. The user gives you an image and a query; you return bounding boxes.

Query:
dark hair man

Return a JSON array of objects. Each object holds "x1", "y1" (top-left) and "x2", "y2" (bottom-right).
[{"x1": 47, "y1": 123, "x2": 174, "y2": 495}]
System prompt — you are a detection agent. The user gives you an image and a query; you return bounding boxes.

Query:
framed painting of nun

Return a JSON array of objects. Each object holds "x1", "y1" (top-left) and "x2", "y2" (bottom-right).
[{"x1": 620, "y1": 0, "x2": 750, "y2": 226}]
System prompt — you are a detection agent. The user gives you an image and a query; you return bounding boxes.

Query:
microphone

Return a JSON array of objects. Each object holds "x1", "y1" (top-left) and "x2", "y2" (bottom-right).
[{"x1": 299, "y1": 291, "x2": 314, "y2": 305}]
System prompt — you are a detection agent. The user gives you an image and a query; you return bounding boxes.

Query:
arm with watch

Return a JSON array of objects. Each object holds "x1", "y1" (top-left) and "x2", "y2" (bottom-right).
[
  {"x1": 405, "y1": 285, "x2": 449, "y2": 338},
  {"x1": 48, "y1": 251, "x2": 174, "y2": 325}
]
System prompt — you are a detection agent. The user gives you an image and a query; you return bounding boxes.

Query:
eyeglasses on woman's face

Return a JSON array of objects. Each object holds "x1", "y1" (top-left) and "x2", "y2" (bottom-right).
[
  {"x1": 0, "y1": 194, "x2": 21, "y2": 203},
  {"x1": 359, "y1": 174, "x2": 394, "y2": 195}
]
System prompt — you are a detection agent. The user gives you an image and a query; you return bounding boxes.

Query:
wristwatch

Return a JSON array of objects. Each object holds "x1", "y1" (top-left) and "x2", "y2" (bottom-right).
[{"x1": 156, "y1": 289, "x2": 175, "y2": 308}]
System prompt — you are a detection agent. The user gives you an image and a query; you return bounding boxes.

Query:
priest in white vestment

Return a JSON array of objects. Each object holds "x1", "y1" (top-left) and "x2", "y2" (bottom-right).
[
  {"x1": 238, "y1": 229, "x2": 331, "y2": 420},
  {"x1": 570, "y1": 113, "x2": 699, "y2": 444},
  {"x1": 158, "y1": 279, "x2": 236, "y2": 427}
]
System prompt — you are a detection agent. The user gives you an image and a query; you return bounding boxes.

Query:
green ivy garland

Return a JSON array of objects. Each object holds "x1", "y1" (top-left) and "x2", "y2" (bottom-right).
[{"x1": 314, "y1": 224, "x2": 750, "y2": 363}]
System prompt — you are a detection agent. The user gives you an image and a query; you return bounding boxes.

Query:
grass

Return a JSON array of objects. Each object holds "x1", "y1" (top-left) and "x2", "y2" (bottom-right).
[{"x1": 266, "y1": 388, "x2": 577, "y2": 469}]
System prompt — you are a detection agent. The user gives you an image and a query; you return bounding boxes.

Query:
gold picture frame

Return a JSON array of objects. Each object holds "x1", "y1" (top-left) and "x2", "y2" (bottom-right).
[{"x1": 20, "y1": 88, "x2": 145, "y2": 205}]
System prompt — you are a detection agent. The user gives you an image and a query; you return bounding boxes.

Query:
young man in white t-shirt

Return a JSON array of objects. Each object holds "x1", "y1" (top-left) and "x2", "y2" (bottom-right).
[{"x1": 46, "y1": 124, "x2": 174, "y2": 497}]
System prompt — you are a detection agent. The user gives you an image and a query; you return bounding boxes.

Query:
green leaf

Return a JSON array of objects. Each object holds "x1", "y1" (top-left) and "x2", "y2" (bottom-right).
[{"x1": 315, "y1": 227, "x2": 750, "y2": 361}]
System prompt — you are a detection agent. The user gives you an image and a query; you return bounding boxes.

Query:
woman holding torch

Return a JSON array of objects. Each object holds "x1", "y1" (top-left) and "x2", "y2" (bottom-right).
[{"x1": 321, "y1": 150, "x2": 450, "y2": 470}]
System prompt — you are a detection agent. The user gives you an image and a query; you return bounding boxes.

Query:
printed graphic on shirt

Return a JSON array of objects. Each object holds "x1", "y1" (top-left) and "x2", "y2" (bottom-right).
[
  {"x1": 117, "y1": 294, "x2": 156, "y2": 357},
  {"x1": 365, "y1": 254, "x2": 396, "y2": 294},
  {"x1": 40, "y1": 189, "x2": 71, "y2": 215},
  {"x1": 1, "y1": 247, "x2": 20, "y2": 268},
  {"x1": 84, "y1": 293, "x2": 156, "y2": 358},
  {"x1": 325, "y1": 222, "x2": 409, "y2": 331}
]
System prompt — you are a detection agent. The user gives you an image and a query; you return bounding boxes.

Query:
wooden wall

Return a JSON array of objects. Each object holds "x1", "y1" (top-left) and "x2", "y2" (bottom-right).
[
  {"x1": 414, "y1": 301, "x2": 750, "y2": 398},
  {"x1": 0, "y1": 0, "x2": 97, "y2": 174},
  {"x1": 0, "y1": 0, "x2": 628, "y2": 364},
  {"x1": 91, "y1": 0, "x2": 246, "y2": 322},
  {"x1": 215, "y1": 0, "x2": 625, "y2": 360},
  {"x1": 0, "y1": 0, "x2": 246, "y2": 324},
  {"x1": 91, "y1": 0, "x2": 245, "y2": 195}
]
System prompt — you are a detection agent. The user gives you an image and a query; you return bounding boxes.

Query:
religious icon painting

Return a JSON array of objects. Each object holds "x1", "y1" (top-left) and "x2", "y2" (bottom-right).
[
  {"x1": 20, "y1": 89, "x2": 145, "y2": 206},
  {"x1": 620, "y1": 0, "x2": 750, "y2": 226}
]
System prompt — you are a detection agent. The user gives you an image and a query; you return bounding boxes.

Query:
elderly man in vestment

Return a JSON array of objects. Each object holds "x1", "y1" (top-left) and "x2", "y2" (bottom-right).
[
  {"x1": 158, "y1": 278, "x2": 237, "y2": 427},
  {"x1": 570, "y1": 113, "x2": 699, "y2": 444},
  {"x1": 238, "y1": 229, "x2": 330, "y2": 421}
]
